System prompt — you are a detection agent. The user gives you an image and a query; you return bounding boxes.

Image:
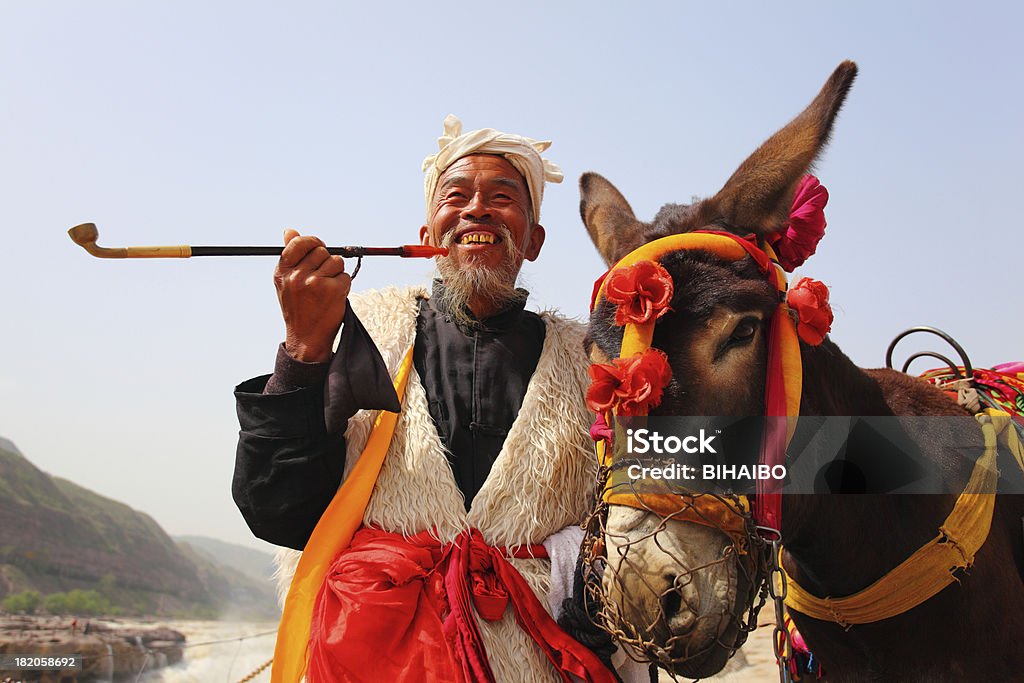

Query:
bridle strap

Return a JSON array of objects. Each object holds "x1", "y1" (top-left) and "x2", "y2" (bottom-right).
[{"x1": 595, "y1": 429, "x2": 753, "y2": 547}]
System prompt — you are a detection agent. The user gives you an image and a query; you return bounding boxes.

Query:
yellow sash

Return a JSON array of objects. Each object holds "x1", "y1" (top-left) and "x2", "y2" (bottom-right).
[
  {"x1": 271, "y1": 346, "x2": 415, "y2": 682},
  {"x1": 783, "y1": 409, "x2": 1022, "y2": 625}
]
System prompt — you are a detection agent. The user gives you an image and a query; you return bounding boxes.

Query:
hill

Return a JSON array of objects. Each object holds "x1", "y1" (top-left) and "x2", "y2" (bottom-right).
[
  {"x1": 174, "y1": 535, "x2": 276, "y2": 583},
  {"x1": 0, "y1": 439, "x2": 279, "y2": 620}
]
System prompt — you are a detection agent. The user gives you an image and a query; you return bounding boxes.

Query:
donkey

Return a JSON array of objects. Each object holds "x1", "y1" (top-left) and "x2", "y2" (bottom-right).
[{"x1": 579, "y1": 61, "x2": 1024, "y2": 682}]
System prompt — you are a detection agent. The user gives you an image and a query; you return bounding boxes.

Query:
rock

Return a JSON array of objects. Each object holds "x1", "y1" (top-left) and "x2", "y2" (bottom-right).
[
  {"x1": 0, "y1": 615, "x2": 185, "y2": 682},
  {"x1": 144, "y1": 641, "x2": 183, "y2": 666}
]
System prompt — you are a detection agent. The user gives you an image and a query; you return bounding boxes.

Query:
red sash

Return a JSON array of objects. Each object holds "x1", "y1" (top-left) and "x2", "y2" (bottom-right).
[{"x1": 307, "y1": 527, "x2": 617, "y2": 683}]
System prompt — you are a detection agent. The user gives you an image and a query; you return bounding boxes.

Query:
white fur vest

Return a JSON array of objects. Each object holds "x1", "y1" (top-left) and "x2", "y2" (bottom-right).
[{"x1": 276, "y1": 286, "x2": 597, "y2": 682}]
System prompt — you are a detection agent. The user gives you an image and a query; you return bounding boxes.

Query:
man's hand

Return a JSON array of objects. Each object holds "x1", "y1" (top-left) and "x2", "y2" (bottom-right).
[{"x1": 274, "y1": 229, "x2": 351, "y2": 363}]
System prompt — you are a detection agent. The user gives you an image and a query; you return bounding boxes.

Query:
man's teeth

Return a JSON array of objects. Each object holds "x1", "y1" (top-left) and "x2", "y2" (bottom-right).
[{"x1": 458, "y1": 233, "x2": 497, "y2": 244}]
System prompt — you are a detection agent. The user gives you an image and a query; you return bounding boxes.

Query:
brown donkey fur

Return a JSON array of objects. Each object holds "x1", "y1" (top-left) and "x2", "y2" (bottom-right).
[{"x1": 581, "y1": 61, "x2": 1024, "y2": 681}]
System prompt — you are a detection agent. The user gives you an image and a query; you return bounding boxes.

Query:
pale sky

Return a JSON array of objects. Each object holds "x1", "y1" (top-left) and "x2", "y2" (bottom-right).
[{"x1": 1, "y1": 2, "x2": 1020, "y2": 550}]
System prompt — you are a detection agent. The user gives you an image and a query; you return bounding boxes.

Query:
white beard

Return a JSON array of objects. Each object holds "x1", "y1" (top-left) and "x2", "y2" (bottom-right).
[{"x1": 437, "y1": 224, "x2": 527, "y2": 327}]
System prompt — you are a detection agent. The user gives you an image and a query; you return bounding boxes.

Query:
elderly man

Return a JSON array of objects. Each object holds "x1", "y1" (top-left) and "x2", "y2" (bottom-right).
[{"x1": 233, "y1": 117, "x2": 629, "y2": 682}]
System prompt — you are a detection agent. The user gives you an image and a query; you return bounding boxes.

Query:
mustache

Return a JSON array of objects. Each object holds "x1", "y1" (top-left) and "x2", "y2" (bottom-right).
[
  {"x1": 440, "y1": 224, "x2": 526, "y2": 263},
  {"x1": 440, "y1": 223, "x2": 512, "y2": 247}
]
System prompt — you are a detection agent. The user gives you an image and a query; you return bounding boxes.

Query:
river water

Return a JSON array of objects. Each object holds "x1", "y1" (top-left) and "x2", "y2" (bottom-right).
[
  {"x1": 139, "y1": 620, "x2": 278, "y2": 683},
  {"x1": 130, "y1": 618, "x2": 776, "y2": 682}
]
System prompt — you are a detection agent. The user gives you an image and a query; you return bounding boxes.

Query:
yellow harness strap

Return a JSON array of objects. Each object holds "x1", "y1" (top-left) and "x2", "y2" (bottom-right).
[
  {"x1": 783, "y1": 409, "x2": 1022, "y2": 626},
  {"x1": 272, "y1": 346, "x2": 415, "y2": 683}
]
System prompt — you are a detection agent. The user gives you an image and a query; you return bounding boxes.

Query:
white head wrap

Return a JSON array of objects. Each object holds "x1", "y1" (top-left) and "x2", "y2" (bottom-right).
[{"x1": 421, "y1": 114, "x2": 563, "y2": 222}]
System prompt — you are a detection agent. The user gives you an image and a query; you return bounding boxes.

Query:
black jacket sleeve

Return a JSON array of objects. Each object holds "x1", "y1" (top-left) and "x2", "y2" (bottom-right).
[
  {"x1": 231, "y1": 307, "x2": 401, "y2": 550},
  {"x1": 232, "y1": 375, "x2": 346, "y2": 550}
]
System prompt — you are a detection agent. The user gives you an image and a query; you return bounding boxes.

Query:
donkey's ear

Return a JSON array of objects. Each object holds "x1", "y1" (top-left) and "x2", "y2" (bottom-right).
[
  {"x1": 710, "y1": 61, "x2": 857, "y2": 235},
  {"x1": 580, "y1": 172, "x2": 648, "y2": 266}
]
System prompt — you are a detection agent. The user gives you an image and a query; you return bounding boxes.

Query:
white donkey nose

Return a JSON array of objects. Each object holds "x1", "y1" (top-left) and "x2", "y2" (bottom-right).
[{"x1": 661, "y1": 572, "x2": 700, "y2": 633}]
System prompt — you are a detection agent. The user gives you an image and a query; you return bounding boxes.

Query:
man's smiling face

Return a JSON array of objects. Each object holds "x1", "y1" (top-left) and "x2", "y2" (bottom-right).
[{"x1": 419, "y1": 154, "x2": 545, "y2": 279}]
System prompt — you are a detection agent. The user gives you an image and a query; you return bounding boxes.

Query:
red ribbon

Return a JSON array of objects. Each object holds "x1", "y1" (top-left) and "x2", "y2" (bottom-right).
[
  {"x1": 757, "y1": 299, "x2": 789, "y2": 531},
  {"x1": 307, "y1": 527, "x2": 616, "y2": 683}
]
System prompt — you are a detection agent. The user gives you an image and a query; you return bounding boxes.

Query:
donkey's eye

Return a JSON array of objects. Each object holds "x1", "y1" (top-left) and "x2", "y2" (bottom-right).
[{"x1": 727, "y1": 318, "x2": 758, "y2": 346}]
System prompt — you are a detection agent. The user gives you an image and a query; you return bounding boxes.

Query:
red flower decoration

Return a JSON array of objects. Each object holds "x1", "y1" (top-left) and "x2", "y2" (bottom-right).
[
  {"x1": 586, "y1": 348, "x2": 673, "y2": 416},
  {"x1": 768, "y1": 175, "x2": 828, "y2": 272},
  {"x1": 604, "y1": 260, "x2": 674, "y2": 326},
  {"x1": 787, "y1": 277, "x2": 833, "y2": 346}
]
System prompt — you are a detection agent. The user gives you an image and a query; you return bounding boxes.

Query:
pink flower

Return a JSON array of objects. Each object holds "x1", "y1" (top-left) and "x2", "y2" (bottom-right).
[
  {"x1": 787, "y1": 277, "x2": 833, "y2": 346},
  {"x1": 769, "y1": 175, "x2": 828, "y2": 272},
  {"x1": 604, "y1": 261, "x2": 674, "y2": 326}
]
